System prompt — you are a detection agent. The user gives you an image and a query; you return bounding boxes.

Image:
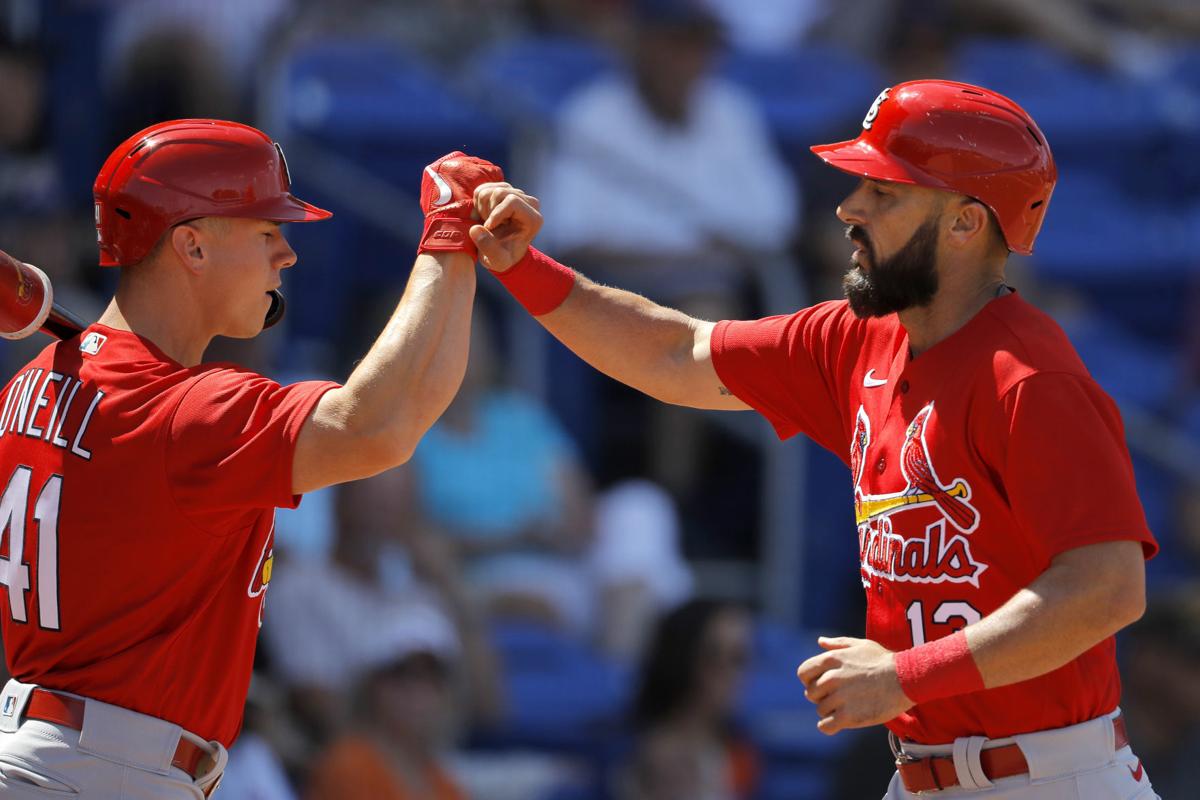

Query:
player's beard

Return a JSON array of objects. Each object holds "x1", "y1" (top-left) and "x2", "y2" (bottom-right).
[{"x1": 843, "y1": 217, "x2": 940, "y2": 319}]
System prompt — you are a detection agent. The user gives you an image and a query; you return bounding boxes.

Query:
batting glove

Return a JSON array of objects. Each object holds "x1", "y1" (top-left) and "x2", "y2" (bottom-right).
[{"x1": 418, "y1": 151, "x2": 504, "y2": 259}]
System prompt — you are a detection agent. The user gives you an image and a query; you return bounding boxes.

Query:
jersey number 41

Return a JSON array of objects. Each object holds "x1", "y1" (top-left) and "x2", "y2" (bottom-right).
[{"x1": 0, "y1": 465, "x2": 61, "y2": 630}]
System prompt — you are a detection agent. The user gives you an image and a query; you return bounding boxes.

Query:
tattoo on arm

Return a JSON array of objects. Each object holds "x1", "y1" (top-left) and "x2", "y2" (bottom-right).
[{"x1": 718, "y1": 385, "x2": 732, "y2": 396}]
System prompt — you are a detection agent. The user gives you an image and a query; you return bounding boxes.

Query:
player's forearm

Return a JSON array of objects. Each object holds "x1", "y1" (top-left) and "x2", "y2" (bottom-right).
[
  {"x1": 336, "y1": 253, "x2": 476, "y2": 459},
  {"x1": 533, "y1": 273, "x2": 723, "y2": 409},
  {"x1": 962, "y1": 540, "x2": 1146, "y2": 689}
]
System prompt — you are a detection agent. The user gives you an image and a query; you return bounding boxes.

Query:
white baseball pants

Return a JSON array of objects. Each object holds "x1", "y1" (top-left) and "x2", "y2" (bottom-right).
[
  {"x1": 884, "y1": 709, "x2": 1159, "y2": 799},
  {"x1": 0, "y1": 679, "x2": 226, "y2": 799}
]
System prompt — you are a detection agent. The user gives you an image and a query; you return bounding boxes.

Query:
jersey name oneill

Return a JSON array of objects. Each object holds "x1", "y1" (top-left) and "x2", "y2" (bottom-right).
[
  {"x1": 0, "y1": 325, "x2": 336, "y2": 746},
  {"x1": 711, "y1": 294, "x2": 1156, "y2": 743}
]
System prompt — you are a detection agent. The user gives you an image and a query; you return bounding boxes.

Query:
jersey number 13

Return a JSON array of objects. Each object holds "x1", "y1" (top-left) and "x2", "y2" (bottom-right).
[{"x1": 0, "y1": 465, "x2": 61, "y2": 630}]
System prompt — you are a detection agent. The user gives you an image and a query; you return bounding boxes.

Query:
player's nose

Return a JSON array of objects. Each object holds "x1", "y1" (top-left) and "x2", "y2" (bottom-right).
[
  {"x1": 275, "y1": 237, "x2": 297, "y2": 270},
  {"x1": 836, "y1": 182, "x2": 870, "y2": 227}
]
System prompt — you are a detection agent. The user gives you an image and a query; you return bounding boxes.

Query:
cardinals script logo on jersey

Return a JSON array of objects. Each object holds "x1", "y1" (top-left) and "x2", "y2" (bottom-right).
[
  {"x1": 248, "y1": 525, "x2": 275, "y2": 627},
  {"x1": 852, "y1": 402, "x2": 987, "y2": 588}
]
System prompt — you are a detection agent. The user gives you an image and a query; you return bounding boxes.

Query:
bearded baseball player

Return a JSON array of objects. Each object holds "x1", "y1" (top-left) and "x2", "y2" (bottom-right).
[
  {"x1": 468, "y1": 80, "x2": 1159, "y2": 798},
  {"x1": 0, "y1": 120, "x2": 520, "y2": 798}
]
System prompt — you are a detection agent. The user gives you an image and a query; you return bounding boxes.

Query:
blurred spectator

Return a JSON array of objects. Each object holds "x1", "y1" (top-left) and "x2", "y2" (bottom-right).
[
  {"x1": 871, "y1": 0, "x2": 1200, "y2": 79},
  {"x1": 521, "y1": 0, "x2": 631, "y2": 44},
  {"x1": 533, "y1": 0, "x2": 797, "y2": 511},
  {"x1": 100, "y1": 0, "x2": 295, "y2": 138},
  {"x1": 217, "y1": 676, "x2": 301, "y2": 800},
  {"x1": 0, "y1": 35, "x2": 103, "y2": 375},
  {"x1": 262, "y1": 470, "x2": 505, "y2": 748},
  {"x1": 402, "y1": 309, "x2": 691, "y2": 659},
  {"x1": 534, "y1": 0, "x2": 798, "y2": 316},
  {"x1": 620, "y1": 599, "x2": 758, "y2": 800},
  {"x1": 282, "y1": 0, "x2": 524, "y2": 69},
  {"x1": 304, "y1": 607, "x2": 467, "y2": 800},
  {"x1": 698, "y1": 0, "x2": 828, "y2": 53},
  {"x1": 0, "y1": 40, "x2": 60, "y2": 215},
  {"x1": 1120, "y1": 587, "x2": 1200, "y2": 798}
]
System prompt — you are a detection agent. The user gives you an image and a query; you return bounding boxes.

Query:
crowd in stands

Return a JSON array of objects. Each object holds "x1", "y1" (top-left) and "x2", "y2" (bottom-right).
[{"x1": 2, "y1": 0, "x2": 1200, "y2": 796}]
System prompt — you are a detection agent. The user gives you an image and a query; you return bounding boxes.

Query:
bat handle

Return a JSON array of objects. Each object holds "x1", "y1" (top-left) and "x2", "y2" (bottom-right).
[{"x1": 41, "y1": 303, "x2": 87, "y2": 341}]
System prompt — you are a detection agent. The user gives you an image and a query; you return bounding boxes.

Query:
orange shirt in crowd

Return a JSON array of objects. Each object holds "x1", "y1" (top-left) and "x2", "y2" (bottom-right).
[{"x1": 305, "y1": 735, "x2": 466, "y2": 800}]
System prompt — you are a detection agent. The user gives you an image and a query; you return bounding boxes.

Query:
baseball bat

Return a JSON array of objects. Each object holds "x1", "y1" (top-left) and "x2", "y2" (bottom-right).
[
  {"x1": 0, "y1": 249, "x2": 88, "y2": 341},
  {"x1": 41, "y1": 302, "x2": 87, "y2": 341}
]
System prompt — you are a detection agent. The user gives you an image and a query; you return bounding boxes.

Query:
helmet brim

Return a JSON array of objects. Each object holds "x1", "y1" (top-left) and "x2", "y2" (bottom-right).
[
  {"x1": 810, "y1": 139, "x2": 937, "y2": 188},
  {"x1": 249, "y1": 193, "x2": 332, "y2": 223}
]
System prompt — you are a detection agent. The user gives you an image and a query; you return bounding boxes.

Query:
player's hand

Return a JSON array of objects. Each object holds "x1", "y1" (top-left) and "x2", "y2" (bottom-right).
[
  {"x1": 796, "y1": 636, "x2": 914, "y2": 736},
  {"x1": 469, "y1": 183, "x2": 543, "y2": 273},
  {"x1": 418, "y1": 151, "x2": 505, "y2": 258}
]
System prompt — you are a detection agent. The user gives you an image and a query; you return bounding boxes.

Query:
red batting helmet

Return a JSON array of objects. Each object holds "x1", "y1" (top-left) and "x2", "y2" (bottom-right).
[
  {"x1": 93, "y1": 119, "x2": 331, "y2": 267},
  {"x1": 811, "y1": 80, "x2": 1056, "y2": 256}
]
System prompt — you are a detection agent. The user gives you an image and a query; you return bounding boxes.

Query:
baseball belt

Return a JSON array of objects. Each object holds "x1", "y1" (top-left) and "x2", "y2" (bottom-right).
[
  {"x1": 24, "y1": 689, "x2": 217, "y2": 795},
  {"x1": 895, "y1": 714, "x2": 1129, "y2": 793}
]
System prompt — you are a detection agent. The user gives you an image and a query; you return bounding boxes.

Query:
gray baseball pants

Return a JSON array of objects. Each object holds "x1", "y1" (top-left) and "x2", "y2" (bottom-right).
[
  {"x1": 0, "y1": 679, "x2": 226, "y2": 798},
  {"x1": 884, "y1": 709, "x2": 1159, "y2": 799}
]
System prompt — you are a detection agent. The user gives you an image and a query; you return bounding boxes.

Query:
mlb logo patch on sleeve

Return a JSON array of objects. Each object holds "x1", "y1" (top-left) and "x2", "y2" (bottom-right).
[
  {"x1": 80, "y1": 332, "x2": 107, "y2": 356},
  {"x1": 2, "y1": 694, "x2": 17, "y2": 717}
]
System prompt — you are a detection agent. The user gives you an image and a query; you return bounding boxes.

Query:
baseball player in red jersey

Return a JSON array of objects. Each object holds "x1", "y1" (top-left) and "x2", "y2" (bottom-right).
[
  {"x1": 0, "y1": 120, "x2": 523, "y2": 798},
  {"x1": 463, "y1": 80, "x2": 1160, "y2": 798}
]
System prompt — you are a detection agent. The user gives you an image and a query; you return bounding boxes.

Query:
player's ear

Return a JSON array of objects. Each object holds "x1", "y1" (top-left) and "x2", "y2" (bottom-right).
[
  {"x1": 169, "y1": 223, "x2": 207, "y2": 273},
  {"x1": 946, "y1": 200, "x2": 990, "y2": 250}
]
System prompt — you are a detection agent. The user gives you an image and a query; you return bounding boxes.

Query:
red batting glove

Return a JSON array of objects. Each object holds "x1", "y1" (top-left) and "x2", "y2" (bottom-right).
[{"x1": 418, "y1": 151, "x2": 504, "y2": 259}]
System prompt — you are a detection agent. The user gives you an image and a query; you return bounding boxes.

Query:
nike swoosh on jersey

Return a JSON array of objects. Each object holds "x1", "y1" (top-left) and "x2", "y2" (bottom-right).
[
  {"x1": 1129, "y1": 760, "x2": 1144, "y2": 782},
  {"x1": 863, "y1": 369, "x2": 888, "y2": 388},
  {"x1": 425, "y1": 166, "x2": 453, "y2": 207}
]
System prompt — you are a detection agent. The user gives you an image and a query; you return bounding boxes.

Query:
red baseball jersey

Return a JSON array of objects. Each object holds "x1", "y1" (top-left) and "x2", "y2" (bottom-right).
[
  {"x1": 0, "y1": 324, "x2": 337, "y2": 746},
  {"x1": 711, "y1": 293, "x2": 1157, "y2": 743}
]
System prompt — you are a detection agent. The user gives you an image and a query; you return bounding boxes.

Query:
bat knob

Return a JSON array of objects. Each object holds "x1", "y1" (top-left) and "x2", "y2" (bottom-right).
[{"x1": 0, "y1": 250, "x2": 53, "y2": 340}]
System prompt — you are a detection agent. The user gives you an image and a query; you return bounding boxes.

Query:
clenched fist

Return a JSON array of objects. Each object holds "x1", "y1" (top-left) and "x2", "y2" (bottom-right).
[
  {"x1": 417, "y1": 151, "x2": 505, "y2": 259},
  {"x1": 796, "y1": 636, "x2": 913, "y2": 735},
  {"x1": 469, "y1": 183, "x2": 543, "y2": 272}
]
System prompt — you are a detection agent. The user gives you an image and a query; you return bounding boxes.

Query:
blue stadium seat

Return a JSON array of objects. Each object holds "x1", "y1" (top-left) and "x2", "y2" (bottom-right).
[
  {"x1": 1031, "y1": 170, "x2": 1199, "y2": 341},
  {"x1": 264, "y1": 38, "x2": 509, "y2": 348},
  {"x1": 463, "y1": 35, "x2": 618, "y2": 125},
  {"x1": 43, "y1": 3, "x2": 113, "y2": 210},
  {"x1": 1130, "y1": 455, "x2": 1188, "y2": 588},
  {"x1": 273, "y1": 39, "x2": 503, "y2": 152},
  {"x1": 268, "y1": 37, "x2": 508, "y2": 201},
  {"x1": 486, "y1": 622, "x2": 632, "y2": 754},
  {"x1": 1162, "y1": 46, "x2": 1200, "y2": 202},
  {"x1": 1059, "y1": 311, "x2": 1180, "y2": 412},
  {"x1": 953, "y1": 38, "x2": 1177, "y2": 198},
  {"x1": 753, "y1": 765, "x2": 834, "y2": 800},
  {"x1": 719, "y1": 44, "x2": 883, "y2": 171},
  {"x1": 739, "y1": 623, "x2": 852, "y2": 800},
  {"x1": 954, "y1": 39, "x2": 1166, "y2": 151}
]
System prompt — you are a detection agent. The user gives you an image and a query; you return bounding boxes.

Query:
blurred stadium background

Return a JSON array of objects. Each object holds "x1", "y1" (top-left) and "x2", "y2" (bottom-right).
[{"x1": 2, "y1": 0, "x2": 1199, "y2": 798}]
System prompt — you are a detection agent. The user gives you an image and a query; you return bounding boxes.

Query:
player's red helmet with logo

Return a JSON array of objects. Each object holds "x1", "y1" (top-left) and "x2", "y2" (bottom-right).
[
  {"x1": 811, "y1": 80, "x2": 1056, "y2": 256},
  {"x1": 93, "y1": 119, "x2": 331, "y2": 267}
]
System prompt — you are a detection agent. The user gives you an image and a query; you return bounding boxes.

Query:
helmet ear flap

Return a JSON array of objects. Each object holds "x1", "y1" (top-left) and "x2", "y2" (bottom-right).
[{"x1": 263, "y1": 290, "x2": 286, "y2": 330}]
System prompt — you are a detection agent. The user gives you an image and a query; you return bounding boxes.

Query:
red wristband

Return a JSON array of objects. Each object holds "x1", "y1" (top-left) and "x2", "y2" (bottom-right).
[
  {"x1": 490, "y1": 247, "x2": 575, "y2": 316},
  {"x1": 894, "y1": 630, "x2": 985, "y2": 705}
]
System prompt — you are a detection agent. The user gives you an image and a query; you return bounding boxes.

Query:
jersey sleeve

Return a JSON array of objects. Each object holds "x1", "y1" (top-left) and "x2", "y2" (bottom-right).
[
  {"x1": 710, "y1": 301, "x2": 851, "y2": 458},
  {"x1": 1000, "y1": 372, "x2": 1157, "y2": 561},
  {"x1": 166, "y1": 369, "x2": 339, "y2": 524}
]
